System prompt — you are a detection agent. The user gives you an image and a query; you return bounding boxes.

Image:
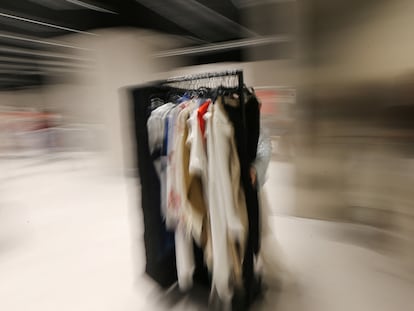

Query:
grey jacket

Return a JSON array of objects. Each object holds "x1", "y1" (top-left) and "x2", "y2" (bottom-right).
[{"x1": 252, "y1": 128, "x2": 272, "y2": 188}]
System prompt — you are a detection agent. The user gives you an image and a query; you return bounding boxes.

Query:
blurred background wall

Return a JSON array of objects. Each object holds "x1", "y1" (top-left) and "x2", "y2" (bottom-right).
[{"x1": 291, "y1": 0, "x2": 414, "y2": 267}]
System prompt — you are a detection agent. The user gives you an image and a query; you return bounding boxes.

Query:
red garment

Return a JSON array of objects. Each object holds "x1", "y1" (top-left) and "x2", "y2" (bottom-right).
[{"x1": 197, "y1": 100, "x2": 211, "y2": 136}]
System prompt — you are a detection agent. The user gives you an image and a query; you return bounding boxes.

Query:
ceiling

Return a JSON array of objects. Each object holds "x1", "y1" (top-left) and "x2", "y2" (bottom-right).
[{"x1": 0, "y1": 0, "x2": 296, "y2": 90}]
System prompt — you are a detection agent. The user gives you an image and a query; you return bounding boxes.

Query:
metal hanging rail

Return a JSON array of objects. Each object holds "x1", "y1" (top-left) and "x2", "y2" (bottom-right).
[
  {"x1": 162, "y1": 69, "x2": 243, "y2": 84},
  {"x1": 161, "y1": 69, "x2": 246, "y2": 125}
]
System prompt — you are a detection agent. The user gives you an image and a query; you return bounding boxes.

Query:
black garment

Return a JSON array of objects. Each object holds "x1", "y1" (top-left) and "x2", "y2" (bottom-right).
[
  {"x1": 223, "y1": 93, "x2": 261, "y2": 308},
  {"x1": 223, "y1": 93, "x2": 261, "y2": 255},
  {"x1": 245, "y1": 94, "x2": 261, "y2": 165},
  {"x1": 244, "y1": 93, "x2": 261, "y2": 255}
]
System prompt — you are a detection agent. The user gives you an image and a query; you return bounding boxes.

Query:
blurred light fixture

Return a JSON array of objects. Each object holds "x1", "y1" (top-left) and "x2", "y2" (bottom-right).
[
  {"x1": 0, "y1": 69, "x2": 41, "y2": 75},
  {"x1": 28, "y1": 0, "x2": 77, "y2": 10},
  {"x1": 0, "y1": 12, "x2": 96, "y2": 35},
  {"x1": 0, "y1": 46, "x2": 93, "y2": 62},
  {"x1": 231, "y1": 0, "x2": 296, "y2": 8},
  {"x1": 65, "y1": 0, "x2": 118, "y2": 14},
  {"x1": 0, "y1": 33, "x2": 91, "y2": 50},
  {"x1": 154, "y1": 35, "x2": 292, "y2": 57},
  {"x1": 0, "y1": 55, "x2": 92, "y2": 68},
  {"x1": 29, "y1": 0, "x2": 117, "y2": 14}
]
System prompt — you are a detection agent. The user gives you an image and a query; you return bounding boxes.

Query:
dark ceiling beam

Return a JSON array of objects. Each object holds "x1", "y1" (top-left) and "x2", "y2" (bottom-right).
[
  {"x1": 0, "y1": 76, "x2": 41, "y2": 82},
  {"x1": 0, "y1": 62, "x2": 90, "y2": 73},
  {"x1": 0, "y1": 69, "x2": 41, "y2": 75},
  {"x1": 0, "y1": 62, "x2": 39, "y2": 69},
  {"x1": 183, "y1": 0, "x2": 259, "y2": 37},
  {"x1": 0, "y1": 55, "x2": 93, "y2": 69},
  {"x1": 0, "y1": 46, "x2": 94, "y2": 62},
  {"x1": 135, "y1": 0, "x2": 258, "y2": 41}
]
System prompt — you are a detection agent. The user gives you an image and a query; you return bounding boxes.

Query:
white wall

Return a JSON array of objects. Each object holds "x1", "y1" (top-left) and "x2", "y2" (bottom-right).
[
  {"x1": 0, "y1": 90, "x2": 45, "y2": 110},
  {"x1": 37, "y1": 28, "x2": 184, "y2": 175}
]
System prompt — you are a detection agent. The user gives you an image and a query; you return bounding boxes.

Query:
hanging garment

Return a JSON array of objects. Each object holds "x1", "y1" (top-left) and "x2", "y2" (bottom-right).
[
  {"x1": 166, "y1": 102, "x2": 187, "y2": 229},
  {"x1": 245, "y1": 92, "x2": 261, "y2": 165},
  {"x1": 184, "y1": 117, "x2": 208, "y2": 246},
  {"x1": 175, "y1": 222, "x2": 195, "y2": 291},
  {"x1": 188, "y1": 100, "x2": 211, "y2": 199},
  {"x1": 243, "y1": 92, "x2": 261, "y2": 253},
  {"x1": 187, "y1": 107, "x2": 212, "y2": 270},
  {"x1": 147, "y1": 103, "x2": 174, "y2": 154},
  {"x1": 223, "y1": 92, "x2": 261, "y2": 306},
  {"x1": 198, "y1": 99, "x2": 211, "y2": 138},
  {"x1": 252, "y1": 127, "x2": 272, "y2": 189},
  {"x1": 188, "y1": 108, "x2": 208, "y2": 177},
  {"x1": 171, "y1": 101, "x2": 199, "y2": 291},
  {"x1": 148, "y1": 101, "x2": 196, "y2": 291},
  {"x1": 147, "y1": 102, "x2": 175, "y2": 218},
  {"x1": 205, "y1": 97, "x2": 248, "y2": 302}
]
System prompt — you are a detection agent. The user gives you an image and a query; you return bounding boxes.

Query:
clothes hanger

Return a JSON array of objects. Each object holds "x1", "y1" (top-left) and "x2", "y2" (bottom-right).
[
  {"x1": 149, "y1": 94, "x2": 165, "y2": 110},
  {"x1": 197, "y1": 86, "x2": 210, "y2": 100}
]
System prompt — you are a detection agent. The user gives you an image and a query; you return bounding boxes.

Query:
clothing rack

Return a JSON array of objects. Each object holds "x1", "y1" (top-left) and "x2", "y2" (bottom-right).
[
  {"x1": 161, "y1": 69, "x2": 246, "y2": 125},
  {"x1": 128, "y1": 69, "x2": 260, "y2": 310}
]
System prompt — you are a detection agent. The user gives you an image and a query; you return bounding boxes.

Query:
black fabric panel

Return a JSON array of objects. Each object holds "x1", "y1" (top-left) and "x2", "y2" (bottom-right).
[{"x1": 131, "y1": 85, "x2": 177, "y2": 288}]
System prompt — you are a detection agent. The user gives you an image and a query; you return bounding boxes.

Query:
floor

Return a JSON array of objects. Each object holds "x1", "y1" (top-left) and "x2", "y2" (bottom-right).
[{"x1": 0, "y1": 155, "x2": 413, "y2": 310}]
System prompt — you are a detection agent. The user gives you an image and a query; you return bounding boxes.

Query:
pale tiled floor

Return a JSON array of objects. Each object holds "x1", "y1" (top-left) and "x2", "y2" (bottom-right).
[{"x1": 0, "y1": 155, "x2": 413, "y2": 311}]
